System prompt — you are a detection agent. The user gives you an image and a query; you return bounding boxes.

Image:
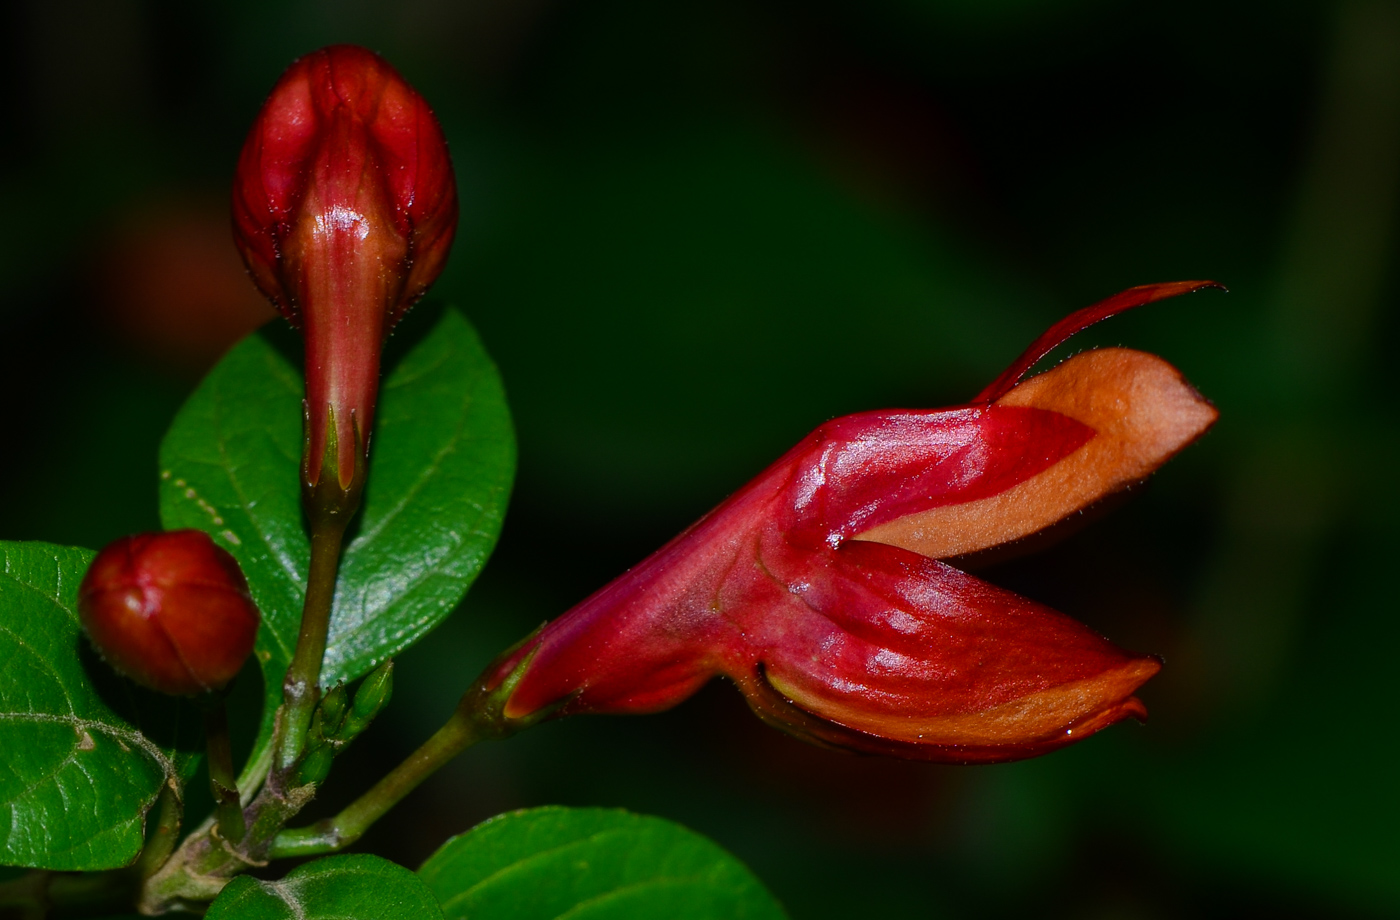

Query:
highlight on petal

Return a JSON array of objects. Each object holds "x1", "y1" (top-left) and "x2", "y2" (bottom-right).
[
  {"x1": 778, "y1": 405, "x2": 1096, "y2": 550},
  {"x1": 496, "y1": 526, "x2": 736, "y2": 720},
  {"x1": 854, "y1": 348, "x2": 1218, "y2": 558}
]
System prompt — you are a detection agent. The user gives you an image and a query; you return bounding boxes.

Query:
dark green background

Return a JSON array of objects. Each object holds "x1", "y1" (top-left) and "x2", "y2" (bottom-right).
[{"x1": 1, "y1": 0, "x2": 1395, "y2": 916}]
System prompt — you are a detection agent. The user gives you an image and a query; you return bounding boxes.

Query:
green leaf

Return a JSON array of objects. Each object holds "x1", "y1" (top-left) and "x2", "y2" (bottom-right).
[
  {"x1": 0, "y1": 541, "x2": 195, "y2": 870},
  {"x1": 207, "y1": 854, "x2": 443, "y2": 920},
  {"x1": 418, "y1": 807, "x2": 788, "y2": 920},
  {"x1": 158, "y1": 308, "x2": 514, "y2": 768}
]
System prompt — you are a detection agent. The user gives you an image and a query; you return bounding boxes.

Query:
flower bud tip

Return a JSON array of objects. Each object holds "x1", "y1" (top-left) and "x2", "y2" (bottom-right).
[{"x1": 233, "y1": 45, "x2": 457, "y2": 496}]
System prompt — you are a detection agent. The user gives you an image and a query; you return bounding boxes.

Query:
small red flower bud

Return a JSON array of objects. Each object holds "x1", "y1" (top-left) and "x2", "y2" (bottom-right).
[
  {"x1": 486, "y1": 282, "x2": 1223, "y2": 762},
  {"x1": 231, "y1": 45, "x2": 458, "y2": 491},
  {"x1": 78, "y1": 531, "x2": 261, "y2": 696}
]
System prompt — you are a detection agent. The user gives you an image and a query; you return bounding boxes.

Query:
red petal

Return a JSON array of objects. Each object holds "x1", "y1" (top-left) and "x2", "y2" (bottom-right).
[
  {"x1": 495, "y1": 290, "x2": 1220, "y2": 757},
  {"x1": 724, "y1": 537, "x2": 1158, "y2": 762},
  {"x1": 503, "y1": 511, "x2": 1159, "y2": 763},
  {"x1": 777, "y1": 405, "x2": 1094, "y2": 549},
  {"x1": 231, "y1": 45, "x2": 458, "y2": 489},
  {"x1": 973, "y1": 280, "x2": 1224, "y2": 403},
  {"x1": 500, "y1": 512, "x2": 743, "y2": 719},
  {"x1": 857, "y1": 348, "x2": 1217, "y2": 558}
]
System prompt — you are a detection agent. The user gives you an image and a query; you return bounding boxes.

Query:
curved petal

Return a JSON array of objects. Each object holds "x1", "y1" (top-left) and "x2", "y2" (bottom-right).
[
  {"x1": 778, "y1": 406, "x2": 1094, "y2": 549},
  {"x1": 854, "y1": 348, "x2": 1217, "y2": 558},
  {"x1": 973, "y1": 280, "x2": 1224, "y2": 403},
  {"x1": 732, "y1": 538, "x2": 1158, "y2": 762},
  {"x1": 500, "y1": 525, "x2": 1159, "y2": 764}
]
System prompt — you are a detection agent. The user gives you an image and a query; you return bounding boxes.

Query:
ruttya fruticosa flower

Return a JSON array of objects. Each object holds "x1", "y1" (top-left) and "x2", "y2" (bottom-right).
[
  {"x1": 231, "y1": 44, "x2": 457, "y2": 498},
  {"x1": 79, "y1": 530, "x2": 261, "y2": 696},
  {"x1": 484, "y1": 281, "x2": 1221, "y2": 763}
]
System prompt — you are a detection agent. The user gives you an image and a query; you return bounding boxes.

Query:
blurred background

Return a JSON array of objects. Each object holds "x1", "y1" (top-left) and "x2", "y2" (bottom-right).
[{"x1": 1, "y1": 0, "x2": 1397, "y2": 916}]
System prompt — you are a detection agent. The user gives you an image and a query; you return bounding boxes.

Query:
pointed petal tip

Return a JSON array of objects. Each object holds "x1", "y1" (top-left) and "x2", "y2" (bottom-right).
[
  {"x1": 1133, "y1": 279, "x2": 1227, "y2": 298},
  {"x1": 738, "y1": 642, "x2": 1163, "y2": 764},
  {"x1": 1119, "y1": 695, "x2": 1150, "y2": 725},
  {"x1": 976, "y1": 279, "x2": 1228, "y2": 403},
  {"x1": 1078, "y1": 655, "x2": 1158, "y2": 728}
]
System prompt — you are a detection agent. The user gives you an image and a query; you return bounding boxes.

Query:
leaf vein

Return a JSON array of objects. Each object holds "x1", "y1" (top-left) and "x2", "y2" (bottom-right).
[
  {"x1": 0, "y1": 713, "x2": 175, "y2": 780},
  {"x1": 439, "y1": 827, "x2": 640, "y2": 911}
]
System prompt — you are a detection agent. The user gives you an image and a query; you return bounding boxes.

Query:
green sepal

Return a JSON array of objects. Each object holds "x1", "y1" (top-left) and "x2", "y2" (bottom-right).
[
  {"x1": 298, "y1": 661, "x2": 394, "y2": 787},
  {"x1": 343, "y1": 659, "x2": 393, "y2": 737},
  {"x1": 309, "y1": 683, "x2": 349, "y2": 743}
]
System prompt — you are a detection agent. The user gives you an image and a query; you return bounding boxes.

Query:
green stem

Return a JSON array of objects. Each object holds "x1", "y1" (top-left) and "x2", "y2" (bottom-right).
[
  {"x1": 276, "y1": 517, "x2": 348, "y2": 773},
  {"x1": 139, "y1": 632, "x2": 544, "y2": 913},
  {"x1": 134, "y1": 783, "x2": 183, "y2": 879},
  {"x1": 268, "y1": 638, "x2": 549, "y2": 860},
  {"x1": 264, "y1": 635, "x2": 548, "y2": 856},
  {"x1": 269, "y1": 702, "x2": 486, "y2": 859},
  {"x1": 277, "y1": 407, "x2": 365, "y2": 775},
  {"x1": 235, "y1": 740, "x2": 273, "y2": 807},
  {"x1": 203, "y1": 697, "x2": 246, "y2": 845}
]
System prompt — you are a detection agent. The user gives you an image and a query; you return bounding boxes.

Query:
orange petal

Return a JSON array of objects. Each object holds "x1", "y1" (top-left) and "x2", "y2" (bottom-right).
[
  {"x1": 760, "y1": 657, "x2": 1159, "y2": 750},
  {"x1": 853, "y1": 348, "x2": 1217, "y2": 558}
]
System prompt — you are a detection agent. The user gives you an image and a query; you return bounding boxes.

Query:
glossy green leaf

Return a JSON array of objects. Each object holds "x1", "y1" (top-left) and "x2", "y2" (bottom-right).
[
  {"x1": 207, "y1": 854, "x2": 443, "y2": 920},
  {"x1": 0, "y1": 541, "x2": 195, "y2": 870},
  {"x1": 158, "y1": 308, "x2": 514, "y2": 767},
  {"x1": 418, "y1": 807, "x2": 787, "y2": 920}
]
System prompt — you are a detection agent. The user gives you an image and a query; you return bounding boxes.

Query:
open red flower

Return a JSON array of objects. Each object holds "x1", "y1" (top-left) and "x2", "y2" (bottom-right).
[
  {"x1": 486, "y1": 282, "x2": 1221, "y2": 763},
  {"x1": 231, "y1": 45, "x2": 457, "y2": 494}
]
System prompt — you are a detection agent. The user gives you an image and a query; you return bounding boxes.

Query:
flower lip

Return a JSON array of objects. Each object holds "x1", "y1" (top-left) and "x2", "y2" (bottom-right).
[
  {"x1": 742, "y1": 661, "x2": 1158, "y2": 764},
  {"x1": 728, "y1": 537, "x2": 1164, "y2": 761},
  {"x1": 854, "y1": 347, "x2": 1219, "y2": 559}
]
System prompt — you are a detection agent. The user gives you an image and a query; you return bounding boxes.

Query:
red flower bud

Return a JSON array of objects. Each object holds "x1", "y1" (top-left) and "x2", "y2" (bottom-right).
[
  {"x1": 487, "y1": 282, "x2": 1222, "y2": 762},
  {"x1": 78, "y1": 531, "x2": 261, "y2": 696},
  {"x1": 231, "y1": 45, "x2": 458, "y2": 491}
]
